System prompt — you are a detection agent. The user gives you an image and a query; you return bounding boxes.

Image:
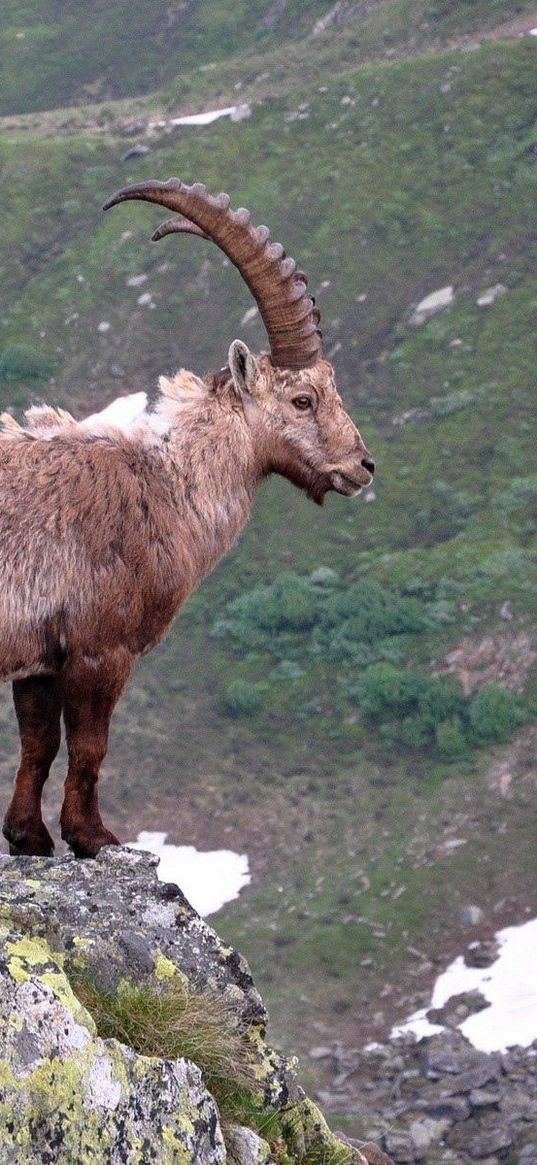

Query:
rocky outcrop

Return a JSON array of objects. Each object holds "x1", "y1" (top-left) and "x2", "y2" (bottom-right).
[
  {"x1": 0, "y1": 848, "x2": 370, "y2": 1164},
  {"x1": 318, "y1": 1029, "x2": 537, "y2": 1165}
]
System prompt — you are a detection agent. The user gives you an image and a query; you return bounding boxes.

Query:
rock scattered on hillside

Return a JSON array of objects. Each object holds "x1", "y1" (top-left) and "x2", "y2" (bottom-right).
[
  {"x1": 438, "y1": 634, "x2": 536, "y2": 695},
  {"x1": 121, "y1": 143, "x2": 151, "y2": 161},
  {"x1": 315, "y1": 1028, "x2": 537, "y2": 1164},
  {"x1": 409, "y1": 286, "x2": 454, "y2": 326},
  {"x1": 476, "y1": 284, "x2": 507, "y2": 307}
]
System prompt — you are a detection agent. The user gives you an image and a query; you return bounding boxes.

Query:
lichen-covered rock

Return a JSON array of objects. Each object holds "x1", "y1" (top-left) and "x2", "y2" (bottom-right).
[
  {"x1": 0, "y1": 926, "x2": 225, "y2": 1164},
  {"x1": 0, "y1": 848, "x2": 292, "y2": 1106},
  {"x1": 225, "y1": 1125, "x2": 273, "y2": 1165},
  {"x1": 0, "y1": 849, "x2": 370, "y2": 1165}
]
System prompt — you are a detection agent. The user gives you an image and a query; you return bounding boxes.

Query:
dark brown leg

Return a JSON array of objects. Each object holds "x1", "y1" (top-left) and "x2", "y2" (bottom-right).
[
  {"x1": 3, "y1": 675, "x2": 62, "y2": 856},
  {"x1": 60, "y1": 649, "x2": 132, "y2": 858}
]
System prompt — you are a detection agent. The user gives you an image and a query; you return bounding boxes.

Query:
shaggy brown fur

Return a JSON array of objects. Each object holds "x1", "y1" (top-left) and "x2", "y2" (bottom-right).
[{"x1": 1, "y1": 350, "x2": 373, "y2": 857}]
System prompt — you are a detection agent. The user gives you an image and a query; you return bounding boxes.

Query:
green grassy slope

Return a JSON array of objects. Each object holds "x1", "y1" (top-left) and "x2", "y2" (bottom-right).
[
  {"x1": 1, "y1": 4, "x2": 537, "y2": 1123},
  {"x1": 2, "y1": 0, "x2": 536, "y2": 116},
  {"x1": 0, "y1": 0, "x2": 336, "y2": 115}
]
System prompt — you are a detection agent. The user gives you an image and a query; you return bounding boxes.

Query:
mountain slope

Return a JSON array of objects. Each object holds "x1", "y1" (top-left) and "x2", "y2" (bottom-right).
[
  {"x1": 0, "y1": 4, "x2": 536, "y2": 1125},
  {"x1": 2, "y1": 0, "x2": 537, "y2": 115}
]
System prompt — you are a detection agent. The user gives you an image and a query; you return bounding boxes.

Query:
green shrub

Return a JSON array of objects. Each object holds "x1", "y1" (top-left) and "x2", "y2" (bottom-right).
[
  {"x1": 415, "y1": 675, "x2": 467, "y2": 732},
  {"x1": 398, "y1": 714, "x2": 432, "y2": 750},
  {"x1": 435, "y1": 716, "x2": 468, "y2": 758},
  {"x1": 271, "y1": 660, "x2": 305, "y2": 681},
  {"x1": 214, "y1": 572, "x2": 428, "y2": 666},
  {"x1": 359, "y1": 663, "x2": 411, "y2": 721},
  {"x1": 308, "y1": 566, "x2": 340, "y2": 589},
  {"x1": 467, "y1": 684, "x2": 520, "y2": 745},
  {"x1": 360, "y1": 663, "x2": 475, "y2": 755},
  {"x1": 317, "y1": 580, "x2": 426, "y2": 642},
  {"x1": 213, "y1": 572, "x2": 320, "y2": 650},
  {"x1": 220, "y1": 679, "x2": 263, "y2": 718},
  {"x1": 0, "y1": 343, "x2": 56, "y2": 383},
  {"x1": 360, "y1": 664, "x2": 524, "y2": 757},
  {"x1": 359, "y1": 664, "x2": 463, "y2": 721}
]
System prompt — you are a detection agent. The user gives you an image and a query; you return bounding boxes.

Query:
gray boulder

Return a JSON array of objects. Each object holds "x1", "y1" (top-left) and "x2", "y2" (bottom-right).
[{"x1": 0, "y1": 848, "x2": 369, "y2": 1164}]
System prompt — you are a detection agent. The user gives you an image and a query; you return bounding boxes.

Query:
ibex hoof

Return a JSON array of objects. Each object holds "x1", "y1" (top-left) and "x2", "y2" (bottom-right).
[
  {"x1": 61, "y1": 825, "x2": 120, "y2": 859},
  {"x1": 3, "y1": 817, "x2": 55, "y2": 857}
]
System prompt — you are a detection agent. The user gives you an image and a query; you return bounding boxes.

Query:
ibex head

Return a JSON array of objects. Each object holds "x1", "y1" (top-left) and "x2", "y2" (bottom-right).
[{"x1": 104, "y1": 178, "x2": 374, "y2": 504}]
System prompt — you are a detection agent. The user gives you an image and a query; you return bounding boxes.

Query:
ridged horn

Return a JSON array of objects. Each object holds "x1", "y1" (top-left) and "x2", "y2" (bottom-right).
[{"x1": 103, "y1": 178, "x2": 323, "y2": 370}]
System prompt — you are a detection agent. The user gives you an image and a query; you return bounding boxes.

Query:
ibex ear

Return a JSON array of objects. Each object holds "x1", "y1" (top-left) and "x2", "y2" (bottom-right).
[{"x1": 228, "y1": 340, "x2": 259, "y2": 397}]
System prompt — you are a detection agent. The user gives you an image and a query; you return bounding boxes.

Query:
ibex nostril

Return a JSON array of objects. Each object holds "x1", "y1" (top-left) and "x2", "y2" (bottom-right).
[{"x1": 362, "y1": 458, "x2": 375, "y2": 475}]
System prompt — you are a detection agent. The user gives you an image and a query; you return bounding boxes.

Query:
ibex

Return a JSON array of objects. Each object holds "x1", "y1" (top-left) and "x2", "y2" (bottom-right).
[{"x1": 1, "y1": 178, "x2": 374, "y2": 859}]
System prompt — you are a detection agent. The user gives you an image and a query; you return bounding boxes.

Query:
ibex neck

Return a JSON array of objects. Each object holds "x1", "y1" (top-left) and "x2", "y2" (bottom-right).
[{"x1": 163, "y1": 395, "x2": 258, "y2": 581}]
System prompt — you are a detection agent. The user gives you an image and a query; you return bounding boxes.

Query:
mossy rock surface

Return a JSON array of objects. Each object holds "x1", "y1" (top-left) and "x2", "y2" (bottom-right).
[
  {"x1": 0, "y1": 849, "x2": 366, "y2": 1164},
  {"x1": 0, "y1": 925, "x2": 226, "y2": 1163}
]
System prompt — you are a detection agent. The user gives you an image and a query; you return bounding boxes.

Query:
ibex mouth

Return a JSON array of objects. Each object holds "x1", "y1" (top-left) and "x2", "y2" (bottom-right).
[{"x1": 330, "y1": 470, "x2": 369, "y2": 497}]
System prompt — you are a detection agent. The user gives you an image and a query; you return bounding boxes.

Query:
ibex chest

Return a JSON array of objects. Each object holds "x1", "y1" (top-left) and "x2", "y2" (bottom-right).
[{"x1": 104, "y1": 480, "x2": 252, "y2": 658}]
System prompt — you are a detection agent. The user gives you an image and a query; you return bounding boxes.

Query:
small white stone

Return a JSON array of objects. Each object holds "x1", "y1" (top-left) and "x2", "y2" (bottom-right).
[
  {"x1": 240, "y1": 306, "x2": 258, "y2": 326},
  {"x1": 137, "y1": 292, "x2": 153, "y2": 306},
  {"x1": 127, "y1": 273, "x2": 149, "y2": 288},
  {"x1": 97, "y1": 321, "x2": 111, "y2": 333},
  {"x1": 230, "y1": 103, "x2": 252, "y2": 122},
  {"x1": 460, "y1": 904, "x2": 484, "y2": 926},
  {"x1": 416, "y1": 285, "x2": 453, "y2": 314},
  {"x1": 476, "y1": 283, "x2": 507, "y2": 307},
  {"x1": 409, "y1": 285, "x2": 454, "y2": 326}
]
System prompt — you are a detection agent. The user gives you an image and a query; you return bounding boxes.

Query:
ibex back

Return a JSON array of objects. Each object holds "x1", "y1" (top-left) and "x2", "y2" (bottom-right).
[{"x1": 1, "y1": 178, "x2": 374, "y2": 858}]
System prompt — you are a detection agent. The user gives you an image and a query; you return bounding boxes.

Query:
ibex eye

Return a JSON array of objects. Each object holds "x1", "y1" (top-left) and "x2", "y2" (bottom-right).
[{"x1": 292, "y1": 395, "x2": 312, "y2": 411}]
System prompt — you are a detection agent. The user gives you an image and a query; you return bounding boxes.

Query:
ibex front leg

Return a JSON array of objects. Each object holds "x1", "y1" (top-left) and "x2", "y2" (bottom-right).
[
  {"x1": 60, "y1": 648, "x2": 132, "y2": 858},
  {"x1": 3, "y1": 675, "x2": 62, "y2": 856}
]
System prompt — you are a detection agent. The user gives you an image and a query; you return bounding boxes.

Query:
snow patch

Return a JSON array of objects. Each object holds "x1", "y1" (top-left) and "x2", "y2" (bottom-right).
[
  {"x1": 393, "y1": 918, "x2": 537, "y2": 1052},
  {"x1": 127, "y1": 832, "x2": 251, "y2": 917},
  {"x1": 147, "y1": 105, "x2": 251, "y2": 133},
  {"x1": 169, "y1": 107, "x2": 237, "y2": 127}
]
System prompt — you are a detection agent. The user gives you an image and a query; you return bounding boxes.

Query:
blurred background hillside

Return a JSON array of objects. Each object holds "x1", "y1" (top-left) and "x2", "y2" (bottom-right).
[{"x1": 1, "y1": 0, "x2": 536, "y2": 1131}]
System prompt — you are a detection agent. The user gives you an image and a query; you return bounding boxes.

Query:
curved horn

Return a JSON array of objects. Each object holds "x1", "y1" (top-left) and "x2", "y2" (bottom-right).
[{"x1": 103, "y1": 178, "x2": 323, "y2": 370}]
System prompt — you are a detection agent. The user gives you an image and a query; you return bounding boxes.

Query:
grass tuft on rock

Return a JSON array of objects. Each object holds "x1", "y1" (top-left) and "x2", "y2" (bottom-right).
[
  {"x1": 73, "y1": 974, "x2": 356, "y2": 1164},
  {"x1": 73, "y1": 974, "x2": 262, "y2": 1123}
]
